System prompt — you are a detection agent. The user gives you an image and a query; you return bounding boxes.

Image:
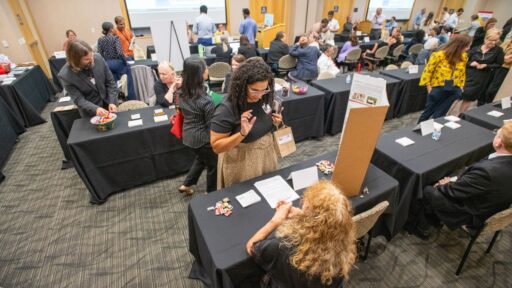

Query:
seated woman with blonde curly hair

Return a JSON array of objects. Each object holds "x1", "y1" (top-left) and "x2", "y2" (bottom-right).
[{"x1": 246, "y1": 181, "x2": 357, "y2": 287}]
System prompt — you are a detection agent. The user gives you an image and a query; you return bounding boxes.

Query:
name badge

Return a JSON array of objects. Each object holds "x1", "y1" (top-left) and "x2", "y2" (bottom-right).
[{"x1": 90, "y1": 78, "x2": 96, "y2": 85}]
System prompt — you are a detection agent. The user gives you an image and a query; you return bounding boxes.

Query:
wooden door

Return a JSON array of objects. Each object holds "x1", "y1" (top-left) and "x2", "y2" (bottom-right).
[{"x1": 7, "y1": 0, "x2": 50, "y2": 77}]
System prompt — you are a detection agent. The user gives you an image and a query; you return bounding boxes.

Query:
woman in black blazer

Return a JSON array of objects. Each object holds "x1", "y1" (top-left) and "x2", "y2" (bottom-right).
[{"x1": 211, "y1": 36, "x2": 233, "y2": 64}]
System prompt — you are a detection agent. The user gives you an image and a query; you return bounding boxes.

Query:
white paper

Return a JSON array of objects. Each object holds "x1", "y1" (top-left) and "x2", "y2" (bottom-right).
[
  {"x1": 127, "y1": 60, "x2": 135, "y2": 65},
  {"x1": 395, "y1": 137, "x2": 415, "y2": 147},
  {"x1": 154, "y1": 114, "x2": 168, "y2": 123},
  {"x1": 254, "y1": 176, "x2": 300, "y2": 208},
  {"x1": 363, "y1": 36, "x2": 370, "y2": 43},
  {"x1": 128, "y1": 119, "x2": 143, "y2": 127},
  {"x1": 356, "y1": 31, "x2": 362, "y2": 36},
  {"x1": 420, "y1": 119, "x2": 435, "y2": 136},
  {"x1": 444, "y1": 121, "x2": 461, "y2": 129},
  {"x1": 290, "y1": 166, "x2": 319, "y2": 191},
  {"x1": 154, "y1": 108, "x2": 163, "y2": 114},
  {"x1": 408, "y1": 65, "x2": 419, "y2": 74},
  {"x1": 487, "y1": 110, "x2": 504, "y2": 117},
  {"x1": 277, "y1": 134, "x2": 293, "y2": 145},
  {"x1": 235, "y1": 190, "x2": 262, "y2": 208},
  {"x1": 450, "y1": 176, "x2": 458, "y2": 182},
  {"x1": 444, "y1": 115, "x2": 461, "y2": 122},
  {"x1": 151, "y1": 53, "x2": 158, "y2": 61},
  {"x1": 58, "y1": 96, "x2": 71, "y2": 102},
  {"x1": 131, "y1": 114, "x2": 141, "y2": 120},
  {"x1": 501, "y1": 97, "x2": 511, "y2": 109},
  {"x1": 433, "y1": 122, "x2": 444, "y2": 130}
]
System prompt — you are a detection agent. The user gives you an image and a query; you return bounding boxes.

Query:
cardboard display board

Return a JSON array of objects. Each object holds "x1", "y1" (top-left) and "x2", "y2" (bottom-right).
[{"x1": 331, "y1": 74, "x2": 389, "y2": 197}]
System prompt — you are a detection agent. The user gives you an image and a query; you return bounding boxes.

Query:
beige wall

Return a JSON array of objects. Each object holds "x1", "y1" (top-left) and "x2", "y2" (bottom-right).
[
  {"x1": 25, "y1": 0, "x2": 122, "y2": 55},
  {"x1": 483, "y1": 0, "x2": 512, "y2": 26},
  {"x1": 0, "y1": 0, "x2": 33, "y2": 63},
  {"x1": 408, "y1": 0, "x2": 443, "y2": 29},
  {"x1": 228, "y1": 0, "x2": 250, "y2": 36}
]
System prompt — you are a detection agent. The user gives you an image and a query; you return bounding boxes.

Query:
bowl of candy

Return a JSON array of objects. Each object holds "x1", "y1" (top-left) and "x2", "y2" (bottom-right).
[
  {"x1": 291, "y1": 82, "x2": 308, "y2": 95},
  {"x1": 90, "y1": 113, "x2": 117, "y2": 131}
]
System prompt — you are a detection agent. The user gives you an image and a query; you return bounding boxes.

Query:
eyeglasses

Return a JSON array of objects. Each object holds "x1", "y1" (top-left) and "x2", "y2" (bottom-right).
[{"x1": 248, "y1": 87, "x2": 271, "y2": 95}]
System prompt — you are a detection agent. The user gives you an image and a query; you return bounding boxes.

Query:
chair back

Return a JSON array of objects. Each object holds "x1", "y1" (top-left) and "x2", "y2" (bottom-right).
[
  {"x1": 118, "y1": 100, "x2": 148, "y2": 112},
  {"x1": 278, "y1": 55, "x2": 297, "y2": 70},
  {"x1": 400, "y1": 61, "x2": 413, "y2": 69},
  {"x1": 357, "y1": 20, "x2": 372, "y2": 34},
  {"x1": 374, "y1": 46, "x2": 390, "y2": 60},
  {"x1": 385, "y1": 64, "x2": 399, "y2": 70},
  {"x1": 130, "y1": 65, "x2": 156, "y2": 103},
  {"x1": 409, "y1": 43, "x2": 424, "y2": 55},
  {"x1": 208, "y1": 62, "x2": 231, "y2": 81},
  {"x1": 345, "y1": 48, "x2": 362, "y2": 62},
  {"x1": 481, "y1": 207, "x2": 512, "y2": 236},
  {"x1": 392, "y1": 44, "x2": 404, "y2": 57},
  {"x1": 317, "y1": 71, "x2": 335, "y2": 80},
  {"x1": 353, "y1": 201, "x2": 389, "y2": 239}
]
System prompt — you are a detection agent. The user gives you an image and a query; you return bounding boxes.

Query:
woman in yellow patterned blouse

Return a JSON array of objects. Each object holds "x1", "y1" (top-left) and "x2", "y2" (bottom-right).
[{"x1": 417, "y1": 35, "x2": 472, "y2": 123}]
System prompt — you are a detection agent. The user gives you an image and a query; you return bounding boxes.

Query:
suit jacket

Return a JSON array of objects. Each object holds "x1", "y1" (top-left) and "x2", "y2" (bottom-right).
[
  {"x1": 426, "y1": 155, "x2": 512, "y2": 229},
  {"x1": 58, "y1": 53, "x2": 118, "y2": 117}
]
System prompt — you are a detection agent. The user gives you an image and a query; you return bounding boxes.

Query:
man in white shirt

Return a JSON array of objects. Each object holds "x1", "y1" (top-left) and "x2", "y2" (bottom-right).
[
  {"x1": 370, "y1": 8, "x2": 385, "y2": 40},
  {"x1": 327, "y1": 11, "x2": 340, "y2": 33},
  {"x1": 446, "y1": 8, "x2": 463, "y2": 30},
  {"x1": 440, "y1": 7, "x2": 450, "y2": 24},
  {"x1": 193, "y1": 5, "x2": 216, "y2": 46},
  {"x1": 317, "y1": 43, "x2": 340, "y2": 76}
]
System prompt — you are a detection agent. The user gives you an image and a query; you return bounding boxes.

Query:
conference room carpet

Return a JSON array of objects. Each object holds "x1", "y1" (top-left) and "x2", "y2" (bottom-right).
[{"x1": 0, "y1": 99, "x2": 511, "y2": 287}]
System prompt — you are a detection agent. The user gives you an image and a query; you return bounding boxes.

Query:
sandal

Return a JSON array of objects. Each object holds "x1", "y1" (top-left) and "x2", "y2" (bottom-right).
[{"x1": 179, "y1": 185, "x2": 194, "y2": 195}]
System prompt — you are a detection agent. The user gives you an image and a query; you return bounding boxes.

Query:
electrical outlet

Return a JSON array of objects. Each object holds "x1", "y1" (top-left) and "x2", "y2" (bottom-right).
[{"x1": 1, "y1": 40, "x2": 8, "y2": 48}]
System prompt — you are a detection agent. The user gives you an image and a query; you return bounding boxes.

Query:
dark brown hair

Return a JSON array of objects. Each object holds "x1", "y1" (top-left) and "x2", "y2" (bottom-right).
[
  {"x1": 232, "y1": 54, "x2": 246, "y2": 64},
  {"x1": 485, "y1": 17, "x2": 498, "y2": 30},
  {"x1": 240, "y1": 35, "x2": 252, "y2": 49},
  {"x1": 441, "y1": 34, "x2": 472, "y2": 66},
  {"x1": 349, "y1": 33, "x2": 359, "y2": 46},
  {"x1": 66, "y1": 40, "x2": 92, "y2": 72},
  {"x1": 65, "y1": 29, "x2": 76, "y2": 38}
]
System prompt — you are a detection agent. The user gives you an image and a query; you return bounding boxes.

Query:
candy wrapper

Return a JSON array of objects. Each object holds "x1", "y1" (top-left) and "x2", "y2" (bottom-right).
[
  {"x1": 316, "y1": 160, "x2": 335, "y2": 175},
  {"x1": 210, "y1": 197, "x2": 233, "y2": 217}
]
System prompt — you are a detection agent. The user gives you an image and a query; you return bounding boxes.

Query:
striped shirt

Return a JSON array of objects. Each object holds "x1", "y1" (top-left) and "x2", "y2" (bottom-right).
[{"x1": 178, "y1": 88, "x2": 216, "y2": 149}]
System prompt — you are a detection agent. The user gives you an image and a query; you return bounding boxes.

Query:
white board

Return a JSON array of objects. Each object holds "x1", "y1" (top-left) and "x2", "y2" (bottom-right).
[{"x1": 150, "y1": 18, "x2": 191, "y2": 71}]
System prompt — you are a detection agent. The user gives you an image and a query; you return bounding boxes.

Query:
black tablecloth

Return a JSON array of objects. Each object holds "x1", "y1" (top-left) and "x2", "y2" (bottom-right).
[
  {"x1": 311, "y1": 72, "x2": 400, "y2": 135},
  {"x1": 188, "y1": 150, "x2": 399, "y2": 288},
  {"x1": 461, "y1": 102, "x2": 512, "y2": 130},
  {"x1": 0, "y1": 66, "x2": 52, "y2": 127},
  {"x1": 50, "y1": 99, "x2": 81, "y2": 169},
  {"x1": 0, "y1": 97, "x2": 22, "y2": 181},
  {"x1": 67, "y1": 106, "x2": 195, "y2": 204},
  {"x1": 379, "y1": 66, "x2": 427, "y2": 118},
  {"x1": 371, "y1": 118, "x2": 495, "y2": 234},
  {"x1": 48, "y1": 56, "x2": 66, "y2": 92},
  {"x1": 281, "y1": 84, "x2": 325, "y2": 141}
]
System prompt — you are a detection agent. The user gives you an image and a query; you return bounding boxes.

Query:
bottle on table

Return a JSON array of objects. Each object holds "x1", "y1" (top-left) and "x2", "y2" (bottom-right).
[{"x1": 432, "y1": 126, "x2": 442, "y2": 141}]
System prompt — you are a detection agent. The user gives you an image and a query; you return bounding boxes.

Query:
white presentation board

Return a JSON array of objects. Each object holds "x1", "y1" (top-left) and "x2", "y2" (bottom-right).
[
  {"x1": 127, "y1": 0, "x2": 227, "y2": 28},
  {"x1": 150, "y1": 18, "x2": 191, "y2": 71},
  {"x1": 366, "y1": 0, "x2": 415, "y2": 20}
]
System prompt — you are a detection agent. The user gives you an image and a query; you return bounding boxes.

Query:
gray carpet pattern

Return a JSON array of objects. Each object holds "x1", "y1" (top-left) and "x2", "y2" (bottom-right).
[{"x1": 0, "y1": 100, "x2": 511, "y2": 288}]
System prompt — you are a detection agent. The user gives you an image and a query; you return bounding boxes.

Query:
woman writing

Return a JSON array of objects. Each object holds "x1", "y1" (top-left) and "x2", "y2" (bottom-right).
[
  {"x1": 246, "y1": 181, "x2": 357, "y2": 287},
  {"x1": 177, "y1": 57, "x2": 217, "y2": 194},
  {"x1": 458, "y1": 28, "x2": 504, "y2": 112},
  {"x1": 211, "y1": 57, "x2": 282, "y2": 189},
  {"x1": 154, "y1": 62, "x2": 182, "y2": 107},
  {"x1": 417, "y1": 35, "x2": 472, "y2": 123}
]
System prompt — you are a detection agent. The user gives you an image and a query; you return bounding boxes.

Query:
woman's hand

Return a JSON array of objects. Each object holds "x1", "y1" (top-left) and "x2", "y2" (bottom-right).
[
  {"x1": 470, "y1": 61, "x2": 479, "y2": 67},
  {"x1": 271, "y1": 202, "x2": 292, "y2": 225},
  {"x1": 240, "y1": 110, "x2": 256, "y2": 136},
  {"x1": 287, "y1": 206, "x2": 303, "y2": 218},
  {"x1": 108, "y1": 104, "x2": 117, "y2": 113},
  {"x1": 272, "y1": 111, "x2": 283, "y2": 127},
  {"x1": 96, "y1": 107, "x2": 109, "y2": 117},
  {"x1": 427, "y1": 85, "x2": 432, "y2": 94},
  {"x1": 477, "y1": 63, "x2": 487, "y2": 69}
]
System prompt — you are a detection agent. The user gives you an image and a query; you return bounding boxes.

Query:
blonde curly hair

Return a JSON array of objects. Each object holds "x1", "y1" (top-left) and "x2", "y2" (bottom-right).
[{"x1": 276, "y1": 181, "x2": 357, "y2": 285}]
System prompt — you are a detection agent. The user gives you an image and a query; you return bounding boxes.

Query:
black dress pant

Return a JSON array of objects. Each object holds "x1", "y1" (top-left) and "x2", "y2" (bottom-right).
[{"x1": 183, "y1": 144, "x2": 218, "y2": 193}]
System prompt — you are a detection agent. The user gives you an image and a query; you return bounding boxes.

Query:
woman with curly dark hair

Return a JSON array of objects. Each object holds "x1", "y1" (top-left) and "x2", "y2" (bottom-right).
[{"x1": 210, "y1": 57, "x2": 282, "y2": 189}]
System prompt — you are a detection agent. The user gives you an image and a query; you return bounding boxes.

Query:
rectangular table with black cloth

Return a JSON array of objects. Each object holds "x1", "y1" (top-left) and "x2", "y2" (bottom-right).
[
  {"x1": 50, "y1": 99, "x2": 81, "y2": 169},
  {"x1": 188, "y1": 150, "x2": 399, "y2": 288},
  {"x1": 371, "y1": 119, "x2": 495, "y2": 234},
  {"x1": 0, "y1": 65, "x2": 53, "y2": 127},
  {"x1": 280, "y1": 84, "x2": 325, "y2": 141},
  {"x1": 460, "y1": 102, "x2": 512, "y2": 130},
  {"x1": 48, "y1": 56, "x2": 66, "y2": 92},
  {"x1": 0, "y1": 97, "x2": 24, "y2": 183},
  {"x1": 311, "y1": 72, "x2": 400, "y2": 135},
  {"x1": 67, "y1": 106, "x2": 195, "y2": 204},
  {"x1": 379, "y1": 66, "x2": 427, "y2": 118}
]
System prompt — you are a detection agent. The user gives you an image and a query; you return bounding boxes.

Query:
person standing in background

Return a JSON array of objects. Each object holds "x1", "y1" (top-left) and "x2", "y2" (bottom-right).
[
  {"x1": 484, "y1": 39, "x2": 512, "y2": 104},
  {"x1": 413, "y1": 8, "x2": 426, "y2": 30},
  {"x1": 472, "y1": 18, "x2": 498, "y2": 48},
  {"x1": 327, "y1": 10, "x2": 340, "y2": 33},
  {"x1": 447, "y1": 8, "x2": 463, "y2": 30},
  {"x1": 239, "y1": 8, "x2": 258, "y2": 45},
  {"x1": 421, "y1": 12, "x2": 436, "y2": 35},
  {"x1": 441, "y1": 7, "x2": 450, "y2": 24},
  {"x1": 193, "y1": 5, "x2": 216, "y2": 46},
  {"x1": 370, "y1": 8, "x2": 385, "y2": 40},
  {"x1": 63, "y1": 30, "x2": 77, "y2": 51},
  {"x1": 113, "y1": 16, "x2": 134, "y2": 60},
  {"x1": 386, "y1": 17, "x2": 398, "y2": 34}
]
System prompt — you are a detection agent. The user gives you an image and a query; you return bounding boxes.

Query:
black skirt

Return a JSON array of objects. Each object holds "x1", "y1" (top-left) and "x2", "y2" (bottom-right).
[{"x1": 461, "y1": 67, "x2": 492, "y2": 101}]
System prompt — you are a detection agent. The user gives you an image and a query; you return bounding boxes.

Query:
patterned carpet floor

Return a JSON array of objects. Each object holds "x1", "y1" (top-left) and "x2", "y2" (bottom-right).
[{"x1": 0, "y1": 100, "x2": 511, "y2": 288}]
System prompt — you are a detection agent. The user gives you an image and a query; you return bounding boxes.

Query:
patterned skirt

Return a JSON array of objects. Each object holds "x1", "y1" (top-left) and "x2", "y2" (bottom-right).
[{"x1": 217, "y1": 133, "x2": 278, "y2": 189}]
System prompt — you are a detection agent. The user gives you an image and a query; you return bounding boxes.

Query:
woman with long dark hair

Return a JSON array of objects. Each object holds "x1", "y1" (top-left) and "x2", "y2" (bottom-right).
[
  {"x1": 97, "y1": 21, "x2": 135, "y2": 100},
  {"x1": 417, "y1": 35, "x2": 472, "y2": 123},
  {"x1": 237, "y1": 35, "x2": 258, "y2": 59},
  {"x1": 177, "y1": 57, "x2": 217, "y2": 194},
  {"x1": 472, "y1": 18, "x2": 497, "y2": 48},
  {"x1": 210, "y1": 57, "x2": 282, "y2": 189}
]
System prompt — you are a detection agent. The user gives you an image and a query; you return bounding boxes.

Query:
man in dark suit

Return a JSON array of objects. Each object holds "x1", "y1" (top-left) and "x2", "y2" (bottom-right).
[
  {"x1": 413, "y1": 122, "x2": 512, "y2": 239},
  {"x1": 58, "y1": 40, "x2": 118, "y2": 117}
]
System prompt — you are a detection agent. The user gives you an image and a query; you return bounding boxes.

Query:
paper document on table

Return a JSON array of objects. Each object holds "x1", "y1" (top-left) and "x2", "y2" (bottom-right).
[
  {"x1": 396, "y1": 137, "x2": 415, "y2": 147},
  {"x1": 502, "y1": 97, "x2": 511, "y2": 109},
  {"x1": 58, "y1": 96, "x2": 71, "y2": 102},
  {"x1": 444, "y1": 115, "x2": 460, "y2": 122},
  {"x1": 445, "y1": 121, "x2": 461, "y2": 129},
  {"x1": 236, "y1": 190, "x2": 261, "y2": 208},
  {"x1": 128, "y1": 119, "x2": 143, "y2": 127},
  {"x1": 154, "y1": 115, "x2": 168, "y2": 122},
  {"x1": 420, "y1": 119, "x2": 435, "y2": 136},
  {"x1": 254, "y1": 176, "x2": 300, "y2": 208},
  {"x1": 291, "y1": 166, "x2": 319, "y2": 191},
  {"x1": 487, "y1": 110, "x2": 504, "y2": 117},
  {"x1": 131, "y1": 114, "x2": 141, "y2": 120}
]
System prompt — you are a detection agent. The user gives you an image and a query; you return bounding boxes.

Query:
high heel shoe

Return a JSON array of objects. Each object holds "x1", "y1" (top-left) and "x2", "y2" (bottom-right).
[{"x1": 178, "y1": 185, "x2": 194, "y2": 196}]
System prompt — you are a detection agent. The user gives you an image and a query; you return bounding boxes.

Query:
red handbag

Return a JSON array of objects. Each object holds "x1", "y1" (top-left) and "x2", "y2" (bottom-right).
[{"x1": 170, "y1": 93, "x2": 183, "y2": 139}]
